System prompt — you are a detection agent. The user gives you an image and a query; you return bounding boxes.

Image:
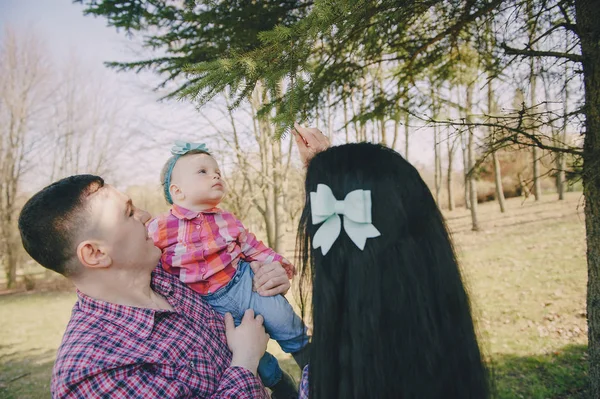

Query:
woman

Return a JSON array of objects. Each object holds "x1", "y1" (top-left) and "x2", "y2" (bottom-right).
[{"x1": 292, "y1": 124, "x2": 489, "y2": 399}]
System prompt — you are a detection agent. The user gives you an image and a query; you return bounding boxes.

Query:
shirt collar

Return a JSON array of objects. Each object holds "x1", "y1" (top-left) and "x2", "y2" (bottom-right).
[
  {"x1": 171, "y1": 203, "x2": 222, "y2": 220},
  {"x1": 75, "y1": 268, "x2": 175, "y2": 340}
]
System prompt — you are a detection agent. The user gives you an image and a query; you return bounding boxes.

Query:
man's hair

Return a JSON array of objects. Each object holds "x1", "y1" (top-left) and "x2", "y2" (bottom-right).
[
  {"x1": 160, "y1": 149, "x2": 211, "y2": 204},
  {"x1": 18, "y1": 175, "x2": 105, "y2": 277}
]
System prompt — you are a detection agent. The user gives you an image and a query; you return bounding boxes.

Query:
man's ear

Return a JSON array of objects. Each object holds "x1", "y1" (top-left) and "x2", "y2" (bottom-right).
[
  {"x1": 76, "y1": 240, "x2": 112, "y2": 269},
  {"x1": 170, "y1": 183, "x2": 185, "y2": 202}
]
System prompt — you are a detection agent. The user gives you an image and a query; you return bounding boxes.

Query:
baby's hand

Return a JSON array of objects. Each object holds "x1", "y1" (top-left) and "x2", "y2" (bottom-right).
[{"x1": 250, "y1": 261, "x2": 291, "y2": 296}]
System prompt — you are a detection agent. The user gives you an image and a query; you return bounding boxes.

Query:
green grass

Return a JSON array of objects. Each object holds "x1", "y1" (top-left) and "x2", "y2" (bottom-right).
[{"x1": 0, "y1": 192, "x2": 588, "y2": 398}]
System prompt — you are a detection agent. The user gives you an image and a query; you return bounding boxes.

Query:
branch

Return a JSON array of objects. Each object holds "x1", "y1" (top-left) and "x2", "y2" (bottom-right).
[
  {"x1": 501, "y1": 43, "x2": 583, "y2": 63},
  {"x1": 408, "y1": 0, "x2": 505, "y2": 67}
]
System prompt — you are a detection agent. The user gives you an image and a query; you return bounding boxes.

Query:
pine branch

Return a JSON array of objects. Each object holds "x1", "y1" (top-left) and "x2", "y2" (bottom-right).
[{"x1": 500, "y1": 43, "x2": 583, "y2": 63}]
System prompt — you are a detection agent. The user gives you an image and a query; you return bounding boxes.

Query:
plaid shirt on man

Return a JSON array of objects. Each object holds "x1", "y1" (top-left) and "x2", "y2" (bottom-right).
[
  {"x1": 51, "y1": 265, "x2": 268, "y2": 399},
  {"x1": 148, "y1": 204, "x2": 295, "y2": 295}
]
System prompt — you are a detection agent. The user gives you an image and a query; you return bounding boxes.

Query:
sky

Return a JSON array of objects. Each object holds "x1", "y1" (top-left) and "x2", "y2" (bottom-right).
[{"x1": 0, "y1": 0, "x2": 434, "y2": 191}]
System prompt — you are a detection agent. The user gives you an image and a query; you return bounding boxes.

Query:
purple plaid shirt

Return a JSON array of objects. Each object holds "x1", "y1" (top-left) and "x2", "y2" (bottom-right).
[
  {"x1": 51, "y1": 265, "x2": 268, "y2": 399},
  {"x1": 299, "y1": 366, "x2": 309, "y2": 399}
]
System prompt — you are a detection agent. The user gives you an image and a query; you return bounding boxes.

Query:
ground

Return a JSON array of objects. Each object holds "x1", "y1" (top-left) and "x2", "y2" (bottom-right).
[{"x1": 0, "y1": 192, "x2": 587, "y2": 398}]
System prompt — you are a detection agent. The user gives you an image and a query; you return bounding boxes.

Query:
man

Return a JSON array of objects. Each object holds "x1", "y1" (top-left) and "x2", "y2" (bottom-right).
[{"x1": 18, "y1": 174, "x2": 293, "y2": 398}]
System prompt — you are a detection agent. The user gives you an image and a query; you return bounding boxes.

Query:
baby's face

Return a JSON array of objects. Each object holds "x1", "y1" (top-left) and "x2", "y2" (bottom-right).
[{"x1": 171, "y1": 153, "x2": 226, "y2": 208}]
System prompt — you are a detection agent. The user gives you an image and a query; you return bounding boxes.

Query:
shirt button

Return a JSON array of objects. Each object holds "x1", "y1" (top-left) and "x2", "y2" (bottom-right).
[
  {"x1": 196, "y1": 225, "x2": 201, "y2": 230},
  {"x1": 189, "y1": 361, "x2": 195, "y2": 369},
  {"x1": 201, "y1": 268, "x2": 206, "y2": 273}
]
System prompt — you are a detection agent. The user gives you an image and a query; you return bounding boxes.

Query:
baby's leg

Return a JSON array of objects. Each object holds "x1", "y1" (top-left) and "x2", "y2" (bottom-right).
[
  {"x1": 248, "y1": 292, "x2": 310, "y2": 356},
  {"x1": 202, "y1": 262, "x2": 295, "y2": 394}
]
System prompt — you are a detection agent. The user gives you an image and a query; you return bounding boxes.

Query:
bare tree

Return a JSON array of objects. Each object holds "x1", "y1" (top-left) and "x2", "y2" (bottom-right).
[
  {"x1": 488, "y1": 81, "x2": 506, "y2": 213},
  {"x1": 465, "y1": 81, "x2": 480, "y2": 231},
  {"x1": 0, "y1": 28, "x2": 51, "y2": 287},
  {"x1": 203, "y1": 84, "x2": 300, "y2": 253},
  {"x1": 527, "y1": 0, "x2": 542, "y2": 201},
  {"x1": 446, "y1": 125, "x2": 459, "y2": 211},
  {"x1": 48, "y1": 58, "x2": 123, "y2": 182}
]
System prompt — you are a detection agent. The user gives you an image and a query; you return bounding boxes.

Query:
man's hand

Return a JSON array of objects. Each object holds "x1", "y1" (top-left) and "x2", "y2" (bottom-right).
[
  {"x1": 225, "y1": 309, "x2": 269, "y2": 376},
  {"x1": 292, "y1": 122, "x2": 330, "y2": 166},
  {"x1": 251, "y1": 261, "x2": 291, "y2": 296}
]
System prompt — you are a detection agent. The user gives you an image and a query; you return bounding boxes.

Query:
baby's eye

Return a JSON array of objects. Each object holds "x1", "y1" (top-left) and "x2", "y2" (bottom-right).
[{"x1": 198, "y1": 169, "x2": 207, "y2": 174}]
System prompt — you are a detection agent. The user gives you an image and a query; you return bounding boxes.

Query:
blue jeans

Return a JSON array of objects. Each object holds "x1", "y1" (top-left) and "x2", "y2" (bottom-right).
[{"x1": 202, "y1": 260, "x2": 309, "y2": 387}]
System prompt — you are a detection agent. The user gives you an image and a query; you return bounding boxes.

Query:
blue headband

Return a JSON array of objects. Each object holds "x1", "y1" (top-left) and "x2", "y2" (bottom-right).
[{"x1": 163, "y1": 141, "x2": 209, "y2": 204}]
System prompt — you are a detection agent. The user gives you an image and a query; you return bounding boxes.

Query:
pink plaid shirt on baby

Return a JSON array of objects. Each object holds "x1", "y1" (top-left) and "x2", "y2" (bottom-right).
[{"x1": 148, "y1": 204, "x2": 295, "y2": 295}]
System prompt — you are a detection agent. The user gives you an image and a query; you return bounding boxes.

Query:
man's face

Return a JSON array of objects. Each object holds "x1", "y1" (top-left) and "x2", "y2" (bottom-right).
[
  {"x1": 87, "y1": 185, "x2": 161, "y2": 269},
  {"x1": 171, "y1": 153, "x2": 226, "y2": 208}
]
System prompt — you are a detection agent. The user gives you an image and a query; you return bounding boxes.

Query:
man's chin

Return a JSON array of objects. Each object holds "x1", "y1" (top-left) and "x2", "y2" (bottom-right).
[{"x1": 149, "y1": 246, "x2": 162, "y2": 265}]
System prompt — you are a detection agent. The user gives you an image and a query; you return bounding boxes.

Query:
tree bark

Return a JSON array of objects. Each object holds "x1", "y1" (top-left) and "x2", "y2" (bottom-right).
[
  {"x1": 492, "y1": 150, "x2": 506, "y2": 212},
  {"x1": 447, "y1": 136, "x2": 456, "y2": 211},
  {"x1": 528, "y1": 1, "x2": 542, "y2": 201},
  {"x1": 488, "y1": 80, "x2": 506, "y2": 212},
  {"x1": 462, "y1": 130, "x2": 471, "y2": 210},
  {"x1": 576, "y1": 0, "x2": 600, "y2": 396},
  {"x1": 404, "y1": 112, "x2": 410, "y2": 161},
  {"x1": 466, "y1": 83, "x2": 480, "y2": 230},
  {"x1": 557, "y1": 56, "x2": 569, "y2": 200},
  {"x1": 434, "y1": 123, "x2": 442, "y2": 204}
]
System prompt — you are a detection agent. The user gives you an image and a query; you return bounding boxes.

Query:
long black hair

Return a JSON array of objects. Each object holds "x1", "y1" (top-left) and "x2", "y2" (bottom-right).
[{"x1": 297, "y1": 143, "x2": 489, "y2": 398}]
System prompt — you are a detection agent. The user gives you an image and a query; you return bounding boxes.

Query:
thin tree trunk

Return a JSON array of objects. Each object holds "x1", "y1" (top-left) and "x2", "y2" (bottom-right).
[
  {"x1": 557, "y1": 53, "x2": 569, "y2": 200},
  {"x1": 392, "y1": 116, "x2": 399, "y2": 150},
  {"x1": 326, "y1": 88, "x2": 333, "y2": 140},
  {"x1": 434, "y1": 124, "x2": 442, "y2": 203},
  {"x1": 466, "y1": 83, "x2": 479, "y2": 230},
  {"x1": 575, "y1": 0, "x2": 600, "y2": 395},
  {"x1": 461, "y1": 130, "x2": 471, "y2": 210},
  {"x1": 488, "y1": 79, "x2": 506, "y2": 212},
  {"x1": 492, "y1": 151, "x2": 506, "y2": 212},
  {"x1": 447, "y1": 136, "x2": 455, "y2": 211},
  {"x1": 404, "y1": 112, "x2": 410, "y2": 161},
  {"x1": 528, "y1": 1, "x2": 542, "y2": 201},
  {"x1": 343, "y1": 93, "x2": 350, "y2": 144}
]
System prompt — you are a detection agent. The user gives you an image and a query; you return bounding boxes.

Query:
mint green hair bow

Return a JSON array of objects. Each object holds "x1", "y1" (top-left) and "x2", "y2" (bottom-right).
[
  {"x1": 310, "y1": 184, "x2": 381, "y2": 255},
  {"x1": 171, "y1": 140, "x2": 208, "y2": 155},
  {"x1": 163, "y1": 141, "x2": 210, "y2": 204}
]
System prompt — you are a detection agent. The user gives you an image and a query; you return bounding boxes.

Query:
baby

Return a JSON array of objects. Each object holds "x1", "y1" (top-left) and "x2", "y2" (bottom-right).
[{"x1": 148, "y1": 141, "x2": 309, "y2": 398}]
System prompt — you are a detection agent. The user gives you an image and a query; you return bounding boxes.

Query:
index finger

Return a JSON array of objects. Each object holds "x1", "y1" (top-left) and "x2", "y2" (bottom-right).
[
  {"x1": 224, "y1": 312, "x2": 235, "y2": 332},
  {"x1": 294, "y1": 123, "x2": 329, "y2": 148},
  {"x1": 241, "y1": 308, "x2": 256, "y2": 323}
]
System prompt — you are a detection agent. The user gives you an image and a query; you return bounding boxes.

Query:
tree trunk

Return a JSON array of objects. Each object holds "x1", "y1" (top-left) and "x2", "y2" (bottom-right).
[
  {"x1": 492, "y1": 150, "x2": 506, "y2": 213},
  {"x1": 404, "y1": 112, "x2": 410, "y2": 161},
  {"x1": 431, "y1": 84, "x2": 442, "y2": 204},
  {"x1": 447, "y1": 137, "x2": 455, "y2": 211},
  {"x1": 528, "y1": 2, "x2": 542, "y2": 201},
  {"x1": 488, "y1": 78, "x2": 506, "y2": 212},
  {"x1": 462, "y1": 132, "x2": 471, "y2": 210},
  {"x1": 556, "y1": 152, "x2": 566, "y2": 200},
  {"x1": 466, "y1": 83, "x2": 479, "y2": 230},
  {"x1": 557, "y1": 57, "x2": 569, "y2": 200},
  {"x1": 343, "y1": 93, "x2": 350, "y2": 144},
  {"x1": 391, "y1": 116, "x2": 399, "y2": 150},
  {"x1": 532, "y1": 146, "x2": 541, "y2": 200},
  {"x1": 434, "y1": 124, "x2": 442, "y2": 204},
  {"x1": 576, "y1": 0, "x2": 600, "y2": 396},
  {"x1": 5, "y1": 242, "x2": 17, "y2": 289}
]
